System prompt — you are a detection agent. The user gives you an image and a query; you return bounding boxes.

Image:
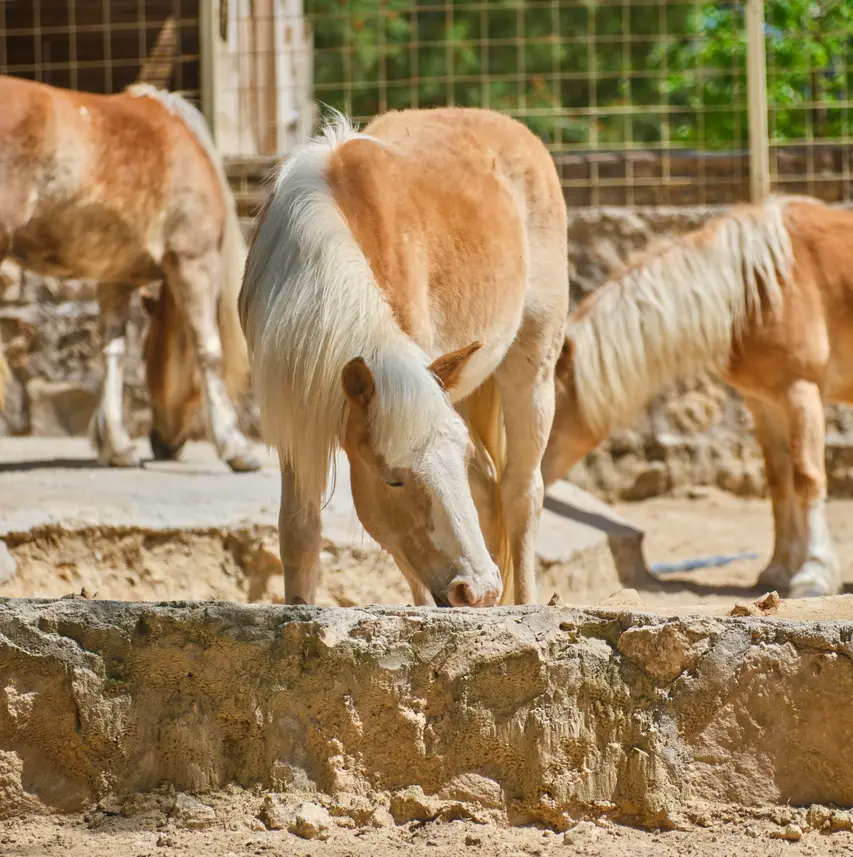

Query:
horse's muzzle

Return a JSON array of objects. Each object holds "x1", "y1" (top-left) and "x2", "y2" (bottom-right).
[{"x1": 149, "y1": 428, "x2": 185, "y2": 462}]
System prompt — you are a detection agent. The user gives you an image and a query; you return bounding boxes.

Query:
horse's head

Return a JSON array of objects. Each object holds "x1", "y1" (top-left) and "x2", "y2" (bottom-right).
[
  {"x1": 541, "y1": 336, "x2": 601, "y2": 487},
  {"x1": 339, "y1": 344, "x2": 503, "y2": 608},
  {"x1": 141, "y1": 285, "x2": 201, "y2": 460}
]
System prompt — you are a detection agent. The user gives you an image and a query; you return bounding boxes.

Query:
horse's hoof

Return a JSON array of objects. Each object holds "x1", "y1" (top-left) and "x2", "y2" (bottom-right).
[
  {"x1": 150, "y1": 429, "x2": 184, "y2": 461},
  {"x1": 756, "y1": 563, "x2": 790, "y2": 591},
  {"x1": 788, "y1": 562, "x2": 841, "y2": 599},
  {"x1": 789, "y1": 580, "x2": 833, "y2": 599},
  {"x1": 107, "y1": 446, "x2": 141, "y2": 468},
  {"x1": 226, "y1": 451, "x2": 263, "y2": 473}
]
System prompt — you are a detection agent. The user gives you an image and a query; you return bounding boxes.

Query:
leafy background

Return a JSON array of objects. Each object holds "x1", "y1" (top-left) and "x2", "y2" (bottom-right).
[{"x1": 304, "y1": 0, "x2": 853, "y2": 151}]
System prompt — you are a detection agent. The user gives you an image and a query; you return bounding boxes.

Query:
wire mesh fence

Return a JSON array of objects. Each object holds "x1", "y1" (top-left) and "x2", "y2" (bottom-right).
[
  {"x1": 0, "y1": 0, "x2": 200, "y2": 101},
  {"x1": 764, "y1": 1, "x2": 853, "y2": 202},
  {"x1": 2, "y1": 1, "x2": 853, "y2": 207},
  {"x1": 306, "y1": 0, "x2": 752, "y2": 206}
]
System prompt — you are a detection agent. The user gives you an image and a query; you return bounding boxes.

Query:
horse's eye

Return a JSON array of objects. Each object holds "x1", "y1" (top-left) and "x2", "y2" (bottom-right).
[{"x1": 385, "y1": 479, "x2": 404, "y2": 488}]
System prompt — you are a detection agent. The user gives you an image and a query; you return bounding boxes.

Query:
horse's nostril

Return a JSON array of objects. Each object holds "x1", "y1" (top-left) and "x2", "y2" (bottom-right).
[{"x1": 448, "y1": 581, "x2": 476, "y2": 608}]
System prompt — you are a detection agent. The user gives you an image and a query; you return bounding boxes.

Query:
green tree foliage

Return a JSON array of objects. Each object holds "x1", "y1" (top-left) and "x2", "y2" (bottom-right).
[{"x1": 305, "y1": 1, "x2": 853, "y2": 150}]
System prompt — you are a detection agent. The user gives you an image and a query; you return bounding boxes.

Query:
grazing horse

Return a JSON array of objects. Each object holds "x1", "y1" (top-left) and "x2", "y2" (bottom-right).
[
  {"x1": 542, "y1": 195, "x2": 853, "y2": 599},
  {"x1": 0, "y1": 75, "x2": 259, "y2": 471},
  {"x1": 240, "y1": 107, "x2": 568, "y2": 607}
]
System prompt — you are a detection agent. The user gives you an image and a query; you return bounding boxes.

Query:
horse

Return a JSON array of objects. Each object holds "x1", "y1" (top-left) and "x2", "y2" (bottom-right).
[
  {"x1": 541, "y1": 194, "x2": 853, "y2": 600},
  {"x1": 0, "y1": 75, "x2": 260, "y2": 472},
  {"x1": 240, "y1": 107, "x2": 568, "y2": 608}
]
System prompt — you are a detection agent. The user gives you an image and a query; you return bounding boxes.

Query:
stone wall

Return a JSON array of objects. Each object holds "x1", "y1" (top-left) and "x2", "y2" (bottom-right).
[{"x1": 4, "y1": 205, "x2": 853, "y2": 501}]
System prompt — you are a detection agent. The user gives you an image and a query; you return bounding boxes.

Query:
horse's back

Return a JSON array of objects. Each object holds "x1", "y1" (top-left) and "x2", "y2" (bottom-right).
[
  {"x1": 0, "y1": 76, "x2": 223, "y2": 281},
  {"x1": 326, "y1": 107, "x2": 565, "y2": 350},
  {"x1": 364, "y1": 107, "x2": 564, "y2": 222}
]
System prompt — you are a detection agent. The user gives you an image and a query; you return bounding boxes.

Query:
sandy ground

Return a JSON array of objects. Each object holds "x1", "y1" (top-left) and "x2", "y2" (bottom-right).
[
  {"x1": 5, "y1": 441, "x2": 853, "y2": 854},
  {"x1": 4, "y1": 791, "x2": 853, "y2": 857}
]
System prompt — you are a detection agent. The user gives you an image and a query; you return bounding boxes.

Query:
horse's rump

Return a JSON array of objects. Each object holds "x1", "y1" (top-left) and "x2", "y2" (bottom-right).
[{"x1": 0, "y1": 75, "x2": 248, "y2": 403}]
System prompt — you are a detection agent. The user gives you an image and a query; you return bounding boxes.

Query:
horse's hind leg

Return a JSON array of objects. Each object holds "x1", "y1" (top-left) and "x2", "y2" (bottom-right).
[
  {"x1": 163, "y1": 248, "x2": 260, "y2": 472},
  {"x1": 745, "y1": 396, "x2": 804, "y2": 590},
  {"x1": 782, "y1": 381, "x2": 841, "y2": 598},
  {"x1": 495, "y1": 322, "x2": 564, "y2": 605},
  {"x1": 90, "y1": 283, "x2": 139, "y2": 467}
]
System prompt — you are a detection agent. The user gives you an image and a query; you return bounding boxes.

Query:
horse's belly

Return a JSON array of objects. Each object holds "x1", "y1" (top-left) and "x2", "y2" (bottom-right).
[{"x1": 12, "y1": 217, "x2": 159, "y2": 283}]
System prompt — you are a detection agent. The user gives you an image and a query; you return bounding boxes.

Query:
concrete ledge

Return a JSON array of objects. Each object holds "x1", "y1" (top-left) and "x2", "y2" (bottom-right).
[
  {"x1": 0, "y1": 438, "x2": 649, "y2": 593},
  {"x1": 1, "y1": 599, "x2": 852, "y2": 827}
]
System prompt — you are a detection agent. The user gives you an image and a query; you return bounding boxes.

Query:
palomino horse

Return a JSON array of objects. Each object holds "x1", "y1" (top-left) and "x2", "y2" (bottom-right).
[
  {"x1": 241, "y1": 108, "x2": 568, "y2": 607},
  {"x1": 542, "y1": 195, "x2": 851, "y2": 599},
  {"x1": 0, "y1": 76, "x2": 259, "y2": 472}
]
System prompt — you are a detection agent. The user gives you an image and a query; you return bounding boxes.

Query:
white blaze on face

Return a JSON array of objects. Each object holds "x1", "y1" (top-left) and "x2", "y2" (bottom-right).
[{"x1": 414, "y1": 412, "x2": 500, "y2": 601}]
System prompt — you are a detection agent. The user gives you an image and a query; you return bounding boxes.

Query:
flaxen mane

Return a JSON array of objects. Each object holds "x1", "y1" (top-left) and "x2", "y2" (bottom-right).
[
  {"x1": 240, "y1": 113, "x2": 456, "y2": 503},
  {"x1": 570, "y1": 197, "x2": 798, "y2": 433}
]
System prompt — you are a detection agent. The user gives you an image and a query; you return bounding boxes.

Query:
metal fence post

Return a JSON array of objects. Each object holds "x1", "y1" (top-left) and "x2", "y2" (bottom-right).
[{"x1": 746, "y1": 0, "x2": 770, "y2": 202}]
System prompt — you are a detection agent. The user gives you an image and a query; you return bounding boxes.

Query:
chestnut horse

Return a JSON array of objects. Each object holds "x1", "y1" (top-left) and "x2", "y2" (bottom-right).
[
  {"x1": 241, "y1": 107, "x2": 568, "y2": 607},
  {"x1": 542, "y1": 195, "x2": 853, "y2": 599},
  {"x1": 0, "y1": 75, "x2": 259, "y2": 471}
]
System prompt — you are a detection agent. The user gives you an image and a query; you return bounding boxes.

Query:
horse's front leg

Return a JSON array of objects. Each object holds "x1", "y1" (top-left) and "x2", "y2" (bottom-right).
[
  {"x1": 90, "y1": 283, "x2": 139, "y2": 467},
  {"x1": 496, "y1": 328, "x2": 562, "y2": 605},
  {"x1": 279, "y1": 463, "x2": 322, "y2": 604},
  {"x1": 784, "y1": 381, "x2": 841, "y2": 598},
  {"x1": 745, "y1": 396, "x2": 804, "y2": 590}
]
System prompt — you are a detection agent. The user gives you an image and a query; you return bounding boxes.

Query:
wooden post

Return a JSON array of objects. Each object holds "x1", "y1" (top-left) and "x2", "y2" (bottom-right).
[
  {"x1": 276, "y1": 0, "x2": 313, "y2": 153},
  {"x1": 746, "y1": 0, "x2": 770, "y2": 202},
  {"x1": 199, "y1": 0, "x2": 219, "y2": 144}
]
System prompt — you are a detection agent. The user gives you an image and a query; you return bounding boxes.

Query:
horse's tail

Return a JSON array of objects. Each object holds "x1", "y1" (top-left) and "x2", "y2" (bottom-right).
[
  {"x1": 459, "y1": 378, "x2": 514, "y2": 604},
  {"x1": 127, "y1": 84, "x2": 249, "y2": 401}
]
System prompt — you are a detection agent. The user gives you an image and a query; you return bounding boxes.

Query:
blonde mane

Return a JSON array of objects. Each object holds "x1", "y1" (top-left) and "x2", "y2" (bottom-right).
[
  {"x1": 570, "y1": 196, "x2": 800, "y2": 434},
  {"x1": 240, "y1": 112, "x2": 454, "y2": 503}
]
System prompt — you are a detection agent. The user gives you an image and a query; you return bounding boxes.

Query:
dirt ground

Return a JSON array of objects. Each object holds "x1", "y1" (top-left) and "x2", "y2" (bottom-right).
[
  {"x1": 7, "y1": 465, "x2": 853, "y2": 855},
  {"x1": 4, "y1": 790, "x2": 853, "y2": 857}
]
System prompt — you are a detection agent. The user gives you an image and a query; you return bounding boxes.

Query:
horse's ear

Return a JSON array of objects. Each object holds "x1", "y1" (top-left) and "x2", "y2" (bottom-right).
[
  {"x1": 342, "y1": 357, "x2": 375, "y2": 410},
  {"x1": 429, "y1": 342, "x2": 482, "y2": 392}
]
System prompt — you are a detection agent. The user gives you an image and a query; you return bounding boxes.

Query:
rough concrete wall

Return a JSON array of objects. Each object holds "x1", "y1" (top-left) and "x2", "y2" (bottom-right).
[
  {"x1": 4, "y1": 207, "x2": 853, "y2": 499},
  {"x1": 2, "y1": 599, "x2": 853, "y2": 827}
]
